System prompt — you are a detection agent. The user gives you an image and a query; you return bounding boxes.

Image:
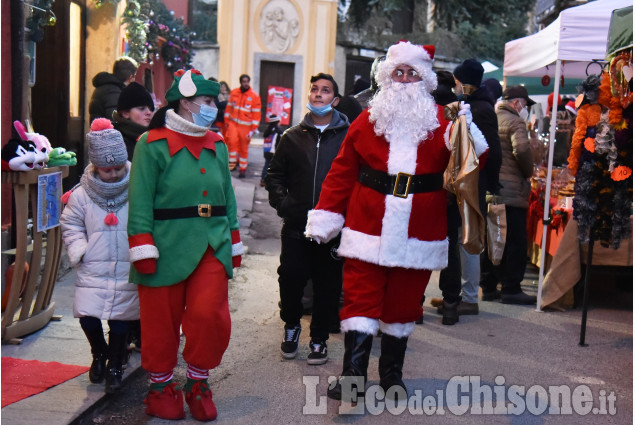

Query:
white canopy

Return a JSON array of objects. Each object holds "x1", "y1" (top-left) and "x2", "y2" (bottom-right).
[{"x1": 503, "y1": 0, "x2": 632, "y2": 78}]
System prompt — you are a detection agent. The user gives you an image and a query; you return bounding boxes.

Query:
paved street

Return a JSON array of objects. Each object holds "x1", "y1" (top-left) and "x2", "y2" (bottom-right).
[{"x1": 2, "y1": 143, "x2": 632, "y2": 425}]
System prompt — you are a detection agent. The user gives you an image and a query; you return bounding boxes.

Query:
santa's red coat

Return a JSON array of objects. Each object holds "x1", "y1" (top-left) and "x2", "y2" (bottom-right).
[{"x1": 306, "y1": 106, "x2": 453, "y2": 270}]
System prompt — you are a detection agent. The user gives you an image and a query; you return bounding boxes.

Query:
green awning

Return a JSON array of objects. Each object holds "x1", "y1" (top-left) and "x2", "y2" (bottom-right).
[{"x1": 607, "y1": 6, "x2": 633, "y2": 58}]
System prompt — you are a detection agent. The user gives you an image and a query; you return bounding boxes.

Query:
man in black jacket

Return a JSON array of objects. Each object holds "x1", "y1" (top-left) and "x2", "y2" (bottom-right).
[
  {"x1": 434, "y1": 59, "x2": 502, "y2": 323},
  {"x1": 265, "y1": 73, "x2": 349, "y2": 366},
  {"x1": 89, "y1": 57, "x2": 138, "y2": 123}
]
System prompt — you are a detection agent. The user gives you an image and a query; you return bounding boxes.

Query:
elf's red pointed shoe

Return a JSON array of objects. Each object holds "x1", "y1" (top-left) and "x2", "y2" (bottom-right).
[
  {"x1": 185, "y1": 381, "x2": 217, "y2": 421},
  {"x1": 144, "y1": 382, "x2": 185, "y2": 420}
]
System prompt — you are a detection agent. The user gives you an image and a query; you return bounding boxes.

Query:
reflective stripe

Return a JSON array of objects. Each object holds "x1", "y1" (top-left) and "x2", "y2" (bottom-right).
[{"x1": 230, "y1": 118, "x2": 254, "y2": 126}]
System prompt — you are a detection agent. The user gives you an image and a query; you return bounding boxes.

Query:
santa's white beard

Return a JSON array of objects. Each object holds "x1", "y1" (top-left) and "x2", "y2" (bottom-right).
[{"x1": 369, "y1": 80, "x2": 439, "y2": 149}]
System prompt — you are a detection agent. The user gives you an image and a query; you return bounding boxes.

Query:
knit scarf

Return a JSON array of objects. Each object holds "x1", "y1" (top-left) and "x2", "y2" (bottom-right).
[
  {"x1": 165, "y1": 109, "x2": 209, "y2": 137},
  {"x1": 80, "y1": 163, "x2": 130, "y2": 213}
]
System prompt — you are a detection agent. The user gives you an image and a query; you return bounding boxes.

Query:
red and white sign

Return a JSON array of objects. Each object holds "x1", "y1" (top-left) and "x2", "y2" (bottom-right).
[{"x1": 265, "y1": 85, "x2": 293, "y2": 125}]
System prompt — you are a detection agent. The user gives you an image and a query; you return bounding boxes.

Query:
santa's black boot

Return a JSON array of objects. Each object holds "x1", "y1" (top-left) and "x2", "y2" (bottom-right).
[
  {"x1": 379, "y1": 334, "x2": 408, "y2": 400},
  {"x1": 83, "y1": 328, "x2": 108, "y2": 384},
  {"x1": 105, "y1": 332, "x2": 127, "y2": 394},
  {"x1": 327, "y1": 331, "x2": 373, "y2": 402}
]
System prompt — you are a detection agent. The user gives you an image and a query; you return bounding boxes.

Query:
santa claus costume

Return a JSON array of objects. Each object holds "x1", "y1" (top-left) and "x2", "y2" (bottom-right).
[{"x1": 305, "y1": 41, "x2": 487, "y2": 400}]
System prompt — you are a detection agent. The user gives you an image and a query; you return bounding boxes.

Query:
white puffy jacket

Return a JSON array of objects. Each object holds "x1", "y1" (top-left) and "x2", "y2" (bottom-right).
[{"x1": 60, "y1": 186, "x2": 139, "y2": 321}]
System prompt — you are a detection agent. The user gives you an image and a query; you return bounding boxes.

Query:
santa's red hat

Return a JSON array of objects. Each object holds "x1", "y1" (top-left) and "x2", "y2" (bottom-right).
[{"x1": 375, "y1": 41, "x2": 437, "y2": 92}]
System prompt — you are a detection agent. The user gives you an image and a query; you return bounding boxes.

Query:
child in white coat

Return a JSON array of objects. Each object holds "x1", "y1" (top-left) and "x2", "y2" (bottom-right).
[{"x1": 60, "y1": 118, "x2": 138, "y2": 394}]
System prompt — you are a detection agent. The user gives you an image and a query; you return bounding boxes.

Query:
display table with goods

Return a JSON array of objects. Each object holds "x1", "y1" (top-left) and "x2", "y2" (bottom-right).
[{"x1": 527, "y1": 167, "x2": 576, "y2": 269}]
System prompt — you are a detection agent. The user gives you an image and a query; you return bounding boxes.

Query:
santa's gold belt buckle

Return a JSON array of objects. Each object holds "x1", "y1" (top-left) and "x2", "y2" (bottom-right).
[
  {"x1": 393, "y1": 172, "x2": 412, "y2": 198},
  {"x1": 198, "y1": 204, "x2": 212, "y2": 217}
]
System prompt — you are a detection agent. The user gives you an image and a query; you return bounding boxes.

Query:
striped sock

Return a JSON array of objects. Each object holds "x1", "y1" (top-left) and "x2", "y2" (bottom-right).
[
  {"x1": 186, "y1": 364, "x2": 209, "y2": 381},
  {"x1": 149, "y1": 371, "x2": 174, "y2": 391}
]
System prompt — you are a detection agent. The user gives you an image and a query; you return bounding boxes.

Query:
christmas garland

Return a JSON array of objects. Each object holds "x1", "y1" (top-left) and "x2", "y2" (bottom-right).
[
  {"x1": 26, "y1": 0, "x2": 56, "y2": 43},
  {"x1": 120, "y1": 0, "x2": 195, "y2": 72}
]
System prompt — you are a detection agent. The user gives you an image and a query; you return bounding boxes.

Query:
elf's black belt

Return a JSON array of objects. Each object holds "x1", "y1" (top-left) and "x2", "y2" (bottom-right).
[
  {"x1": 154, "y1": 204, "x2": 226, "y2": 220},
  {"x1": 358, "y1": 165, "x2": 443, "y2": 198}
]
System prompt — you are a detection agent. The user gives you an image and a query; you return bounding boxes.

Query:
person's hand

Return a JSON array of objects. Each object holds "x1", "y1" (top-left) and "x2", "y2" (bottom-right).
[
  {"x1": 134, "y1": 258, "x2": 156, "y2": 274},
  {"x1": 458, "y1": 101, "x2": 472, "y2": 127},
  {"x1": 248, "y1": 130, "x2": 257, "y2": 139}
]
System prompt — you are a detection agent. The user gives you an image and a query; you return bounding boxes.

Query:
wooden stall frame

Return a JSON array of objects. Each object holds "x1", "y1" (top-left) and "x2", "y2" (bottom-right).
[{"x1": 1, "y1": 166, "x2": 68, "y2": 343}]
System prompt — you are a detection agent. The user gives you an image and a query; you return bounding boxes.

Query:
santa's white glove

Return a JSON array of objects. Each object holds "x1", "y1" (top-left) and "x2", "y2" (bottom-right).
[{"x1": 458, "y1": 101, "x2": 473, "y2": 127}]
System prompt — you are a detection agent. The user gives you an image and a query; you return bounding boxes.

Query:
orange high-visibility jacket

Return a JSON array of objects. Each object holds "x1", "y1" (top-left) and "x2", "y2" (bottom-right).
[{"x1": 225, "y1": 87, "x2": 261, "y2": 131}]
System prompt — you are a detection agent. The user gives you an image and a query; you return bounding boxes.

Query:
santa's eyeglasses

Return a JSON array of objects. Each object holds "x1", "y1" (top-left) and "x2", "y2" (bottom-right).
[{"x1": 391, "y1": 66, "x2": 422, "y2": 83}]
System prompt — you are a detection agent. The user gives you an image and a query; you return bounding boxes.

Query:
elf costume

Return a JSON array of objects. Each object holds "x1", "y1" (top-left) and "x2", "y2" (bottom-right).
[{"x1": 128, "y1": 69, "x2": 243, "y2": 421}]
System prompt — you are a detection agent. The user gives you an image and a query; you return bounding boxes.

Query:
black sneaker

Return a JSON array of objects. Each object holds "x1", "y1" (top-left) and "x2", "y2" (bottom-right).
[
  {"x1": 307, "y1": 339, "x2": 328, "y2": 365},
  {"x1": 281, "y1": 324, "x2": 301, "y2": 359}
]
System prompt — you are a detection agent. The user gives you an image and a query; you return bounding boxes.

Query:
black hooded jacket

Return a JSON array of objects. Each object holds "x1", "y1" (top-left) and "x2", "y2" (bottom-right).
[
  {"x1": 465, "y1": 86, "x2": 502, "y2": 200},
  {"x1": 265, "y1": 110, "x2": 349, "y2": 233},
  {"x1": 88, "y1": 72, "x2": 124, "y2": 122}
]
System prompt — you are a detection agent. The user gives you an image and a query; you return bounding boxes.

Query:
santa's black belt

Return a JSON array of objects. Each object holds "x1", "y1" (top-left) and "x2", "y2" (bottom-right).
[
  {"x1": 358, "y1": 165, "x2": 443, "y2": 198},
  {"x1": 154, "y1": 204, "x2": 226, "y2": 220}
]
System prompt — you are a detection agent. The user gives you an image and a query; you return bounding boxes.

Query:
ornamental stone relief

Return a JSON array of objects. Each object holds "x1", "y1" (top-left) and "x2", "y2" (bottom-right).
[{"x1": 259, "y1": 0, "x2": 300, "y2": 53}]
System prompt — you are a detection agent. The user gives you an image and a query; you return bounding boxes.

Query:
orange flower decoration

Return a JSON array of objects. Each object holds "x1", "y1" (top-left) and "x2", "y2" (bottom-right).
[
  {"x1": 611, "y1": 165, "x2": 632, "y2": 182},
  {"x1": 583, "y1": 137, "x2": 595, "y2": 153}
]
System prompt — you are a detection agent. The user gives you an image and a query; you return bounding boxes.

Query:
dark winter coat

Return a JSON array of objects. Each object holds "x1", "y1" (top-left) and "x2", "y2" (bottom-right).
[
  {"x1": 112, "y1": 111, "x2": 148, "y2": 160},
  {"x1": 265, "y1": 110, "x2": 349, "y2": 233},
  {"x1": 465, "y1": 86, "x2": 502, "y2": 213},
  {"x1": 89, "y1": 72, "x2": 124, "y2": 123}
]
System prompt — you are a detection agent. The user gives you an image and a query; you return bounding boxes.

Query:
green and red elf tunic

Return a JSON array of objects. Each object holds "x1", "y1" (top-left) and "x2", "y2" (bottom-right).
[{"x1": 127, "y1": 115, "x2": 242, "y2": 285}]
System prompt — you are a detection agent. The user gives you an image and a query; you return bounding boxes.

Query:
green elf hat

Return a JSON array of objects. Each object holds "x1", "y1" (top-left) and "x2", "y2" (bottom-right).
[{"x1": 165, "y1": 69, "x2": 220, "y2": 102}]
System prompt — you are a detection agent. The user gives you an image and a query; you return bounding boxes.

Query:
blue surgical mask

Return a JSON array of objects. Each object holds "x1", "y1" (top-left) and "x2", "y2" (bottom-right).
[
  {"x1": 306, "y1": 99, "x2": 335, "y2": 117},
  {"x1": 190, "y1": 102, "x2": 218, "y2": 128}
]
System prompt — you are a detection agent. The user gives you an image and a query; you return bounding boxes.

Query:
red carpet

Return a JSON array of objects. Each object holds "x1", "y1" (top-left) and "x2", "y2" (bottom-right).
[{"x1": 1, "y1": 357, "x2": 89, "y2": 407}]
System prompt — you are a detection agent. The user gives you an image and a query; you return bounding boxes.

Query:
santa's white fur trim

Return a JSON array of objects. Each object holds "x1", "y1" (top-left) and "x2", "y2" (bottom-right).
[
  {"x1": 129, "y1": 244, "x2": 160, "y2": 262},
  {"x1": 341, "y1": 317, "x2": 379, "y2": 335},
  {"x1": 470, "y1": 123, "x2": 489, "y2": 157},
  {"x1": 232, "y1": 241, "x2": 244, "y2": 256},
  {"x1": 384, "y1": 41, "x2": 431, "y2": 74},
  {"x1": 337, "y1": 227, "x2": 448, "y2": 270},
  {"x1": 380, "y1": 321, "x2": 415, "y2": 338},
  {"x1": 305, "y1": 209, "x2": 345, "y2": 243}
]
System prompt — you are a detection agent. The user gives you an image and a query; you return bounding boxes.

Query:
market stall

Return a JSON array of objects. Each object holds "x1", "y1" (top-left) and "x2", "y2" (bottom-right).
[
  {"x1": 541, "y1": 5, "x2": 633, "y2": 316},
  {"x1": 502, "y1": 0, "x2": 633, "y2": 310}
]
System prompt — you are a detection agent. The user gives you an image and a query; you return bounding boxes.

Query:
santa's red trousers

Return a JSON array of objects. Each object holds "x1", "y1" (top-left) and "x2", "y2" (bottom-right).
[
  {"x1": 339, "y1": 258, "x2": 432, "y2": 323},
  {"x1": 137, "y1": 247, "x2": 230, "y2": 374}
]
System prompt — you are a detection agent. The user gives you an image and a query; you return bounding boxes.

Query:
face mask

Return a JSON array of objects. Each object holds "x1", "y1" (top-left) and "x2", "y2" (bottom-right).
[
  {"x1": 190, "y1": 102, "x2": 218, "y2": 128},
  {"x1": 306, "y1": 99, "x2": 335, "y2": 117},
  {"x1": 518, "y1": 106, "x2": 529, "y2": 121}
]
